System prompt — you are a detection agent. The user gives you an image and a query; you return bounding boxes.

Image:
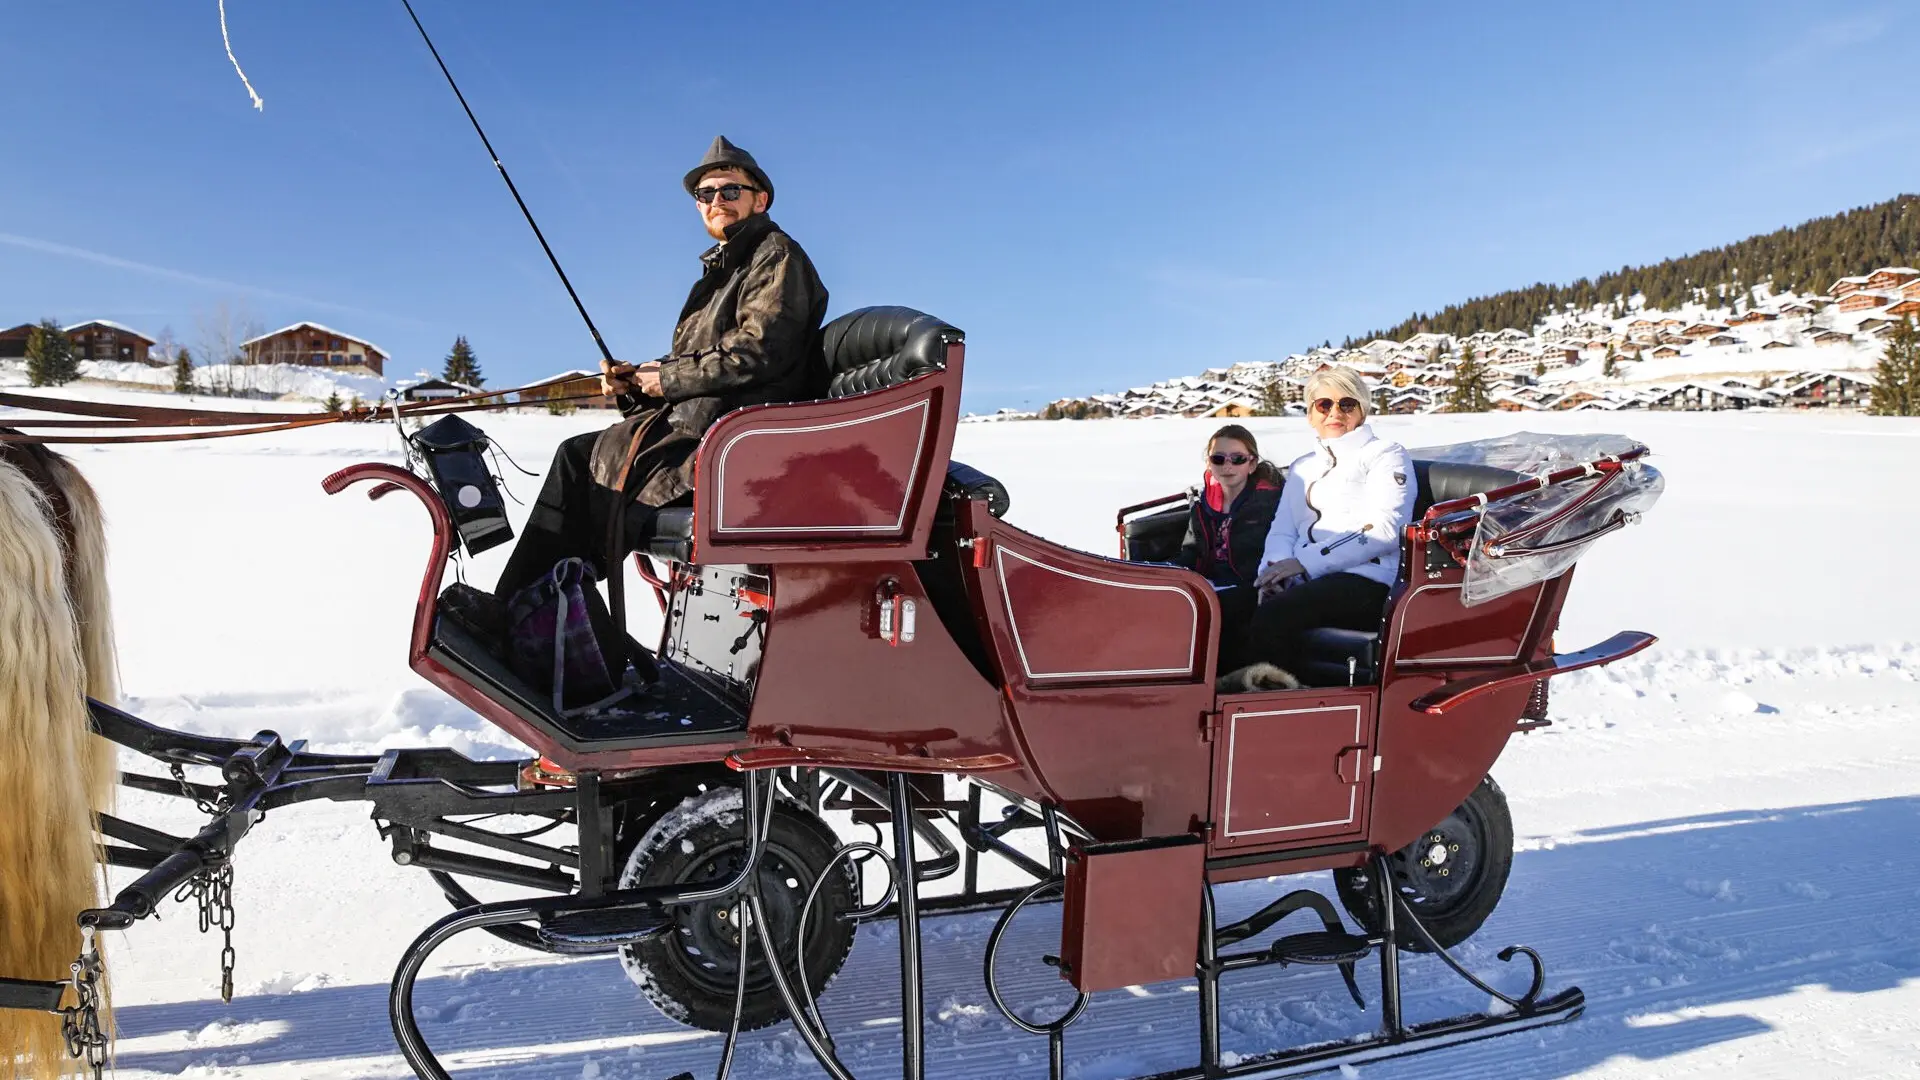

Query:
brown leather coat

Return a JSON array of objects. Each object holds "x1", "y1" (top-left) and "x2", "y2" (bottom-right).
[{"x1": 590, "y1": 213, "x2": 828, "y2": 507}]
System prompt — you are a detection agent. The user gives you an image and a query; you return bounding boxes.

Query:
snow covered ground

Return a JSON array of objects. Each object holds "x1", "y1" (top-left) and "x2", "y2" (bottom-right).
[{"x1": 9, "y1": 404, "x2": 1920, "y2": 1079}]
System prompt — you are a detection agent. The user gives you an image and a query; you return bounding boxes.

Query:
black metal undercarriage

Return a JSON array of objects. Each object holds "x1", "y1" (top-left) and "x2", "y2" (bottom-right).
[{"x1": 0, "y1": 690, "x2": 1583, "y2": 1080}]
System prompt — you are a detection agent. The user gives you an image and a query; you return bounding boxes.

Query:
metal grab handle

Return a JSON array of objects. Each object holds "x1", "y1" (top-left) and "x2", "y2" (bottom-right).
[{"x1": 1482, "y1": 510, "x2": 1636, "y2": 560}]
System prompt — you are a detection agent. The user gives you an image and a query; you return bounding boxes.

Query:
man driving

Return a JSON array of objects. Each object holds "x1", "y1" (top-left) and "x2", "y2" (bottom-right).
[{"x1": 493, "y1": 136, "x2": 830, "y2": 600}]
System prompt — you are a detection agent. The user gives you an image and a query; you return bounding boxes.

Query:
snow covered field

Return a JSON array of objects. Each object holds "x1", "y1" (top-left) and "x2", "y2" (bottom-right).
[{"x1": 14, "y1": 407, "x2": 1920, "y2": 1079}]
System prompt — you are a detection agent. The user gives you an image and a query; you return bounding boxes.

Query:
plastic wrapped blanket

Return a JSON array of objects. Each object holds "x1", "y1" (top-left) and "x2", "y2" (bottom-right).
[{"x1": 1410, "y1": 433, "x2": 1663, "y2": 607}]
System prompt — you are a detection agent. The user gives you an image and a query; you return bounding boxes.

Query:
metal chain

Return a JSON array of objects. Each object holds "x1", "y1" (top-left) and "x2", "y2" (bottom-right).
[
  {"x1": 61, "y1": 927, "x2": 108, "y2": 1080},
  {"x1": 169, "y1": 761, "x2": 223, "y2": 815},
  {"x1": 174, "y1": 862, "x2": 239, "y2": 1002}
]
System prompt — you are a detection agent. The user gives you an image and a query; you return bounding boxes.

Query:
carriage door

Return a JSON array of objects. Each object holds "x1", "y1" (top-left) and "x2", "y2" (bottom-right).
[{"x1": 1210, "y1": 689, "x2": 1376, "y2": 853}]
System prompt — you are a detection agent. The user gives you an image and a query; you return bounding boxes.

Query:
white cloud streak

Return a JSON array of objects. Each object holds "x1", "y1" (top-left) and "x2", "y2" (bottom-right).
[{"x1": 0, "y1": 231, "x2": 414, "y2": 325}]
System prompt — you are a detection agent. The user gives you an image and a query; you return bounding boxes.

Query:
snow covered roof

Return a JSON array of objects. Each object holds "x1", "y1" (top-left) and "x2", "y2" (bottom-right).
[
  {"x1": 242, "y1": 321, "x2": 388, "y2": 358},
  {"x1": 61, "y1": 318, "x2": 154, "y2": 343}
]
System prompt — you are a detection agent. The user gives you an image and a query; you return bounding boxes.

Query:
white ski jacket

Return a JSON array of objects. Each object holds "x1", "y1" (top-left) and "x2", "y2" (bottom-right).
[{"x1": 1258, "y1": 424, "x2": 1417, "y2": 589}]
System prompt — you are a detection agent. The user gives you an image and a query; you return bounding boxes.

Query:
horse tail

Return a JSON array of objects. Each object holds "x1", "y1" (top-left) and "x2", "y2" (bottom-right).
[
  {"x1": 0, "y1": 460, "x2": 107, "y2": 1078},
  {"x1": 42, "y1": 452, "x2": 120, "y2": 816}
]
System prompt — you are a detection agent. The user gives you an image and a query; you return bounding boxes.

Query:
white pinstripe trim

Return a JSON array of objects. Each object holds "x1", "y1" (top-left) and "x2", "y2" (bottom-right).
[
  {"x1": 996, "y1": 546, "x2": 1198, "y2": 680},
  {"x1": 1388, "y1": 582, "x2": 1547, "y2": 666},
  {"x1": 711, "y1": 399, "x2": 930, "y2": 533},
  {"x1": 1223, "y1": 705, "x2": 1363, "y2": 838}
]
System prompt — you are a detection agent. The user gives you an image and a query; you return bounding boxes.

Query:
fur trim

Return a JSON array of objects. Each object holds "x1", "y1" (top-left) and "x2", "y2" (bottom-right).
[
  {"x1": 1215, "y1": 662, "x2": 1302, "y2": 694},
  {"x1": 0, "y1": 461, "x2": 108, "y2": 1077}
]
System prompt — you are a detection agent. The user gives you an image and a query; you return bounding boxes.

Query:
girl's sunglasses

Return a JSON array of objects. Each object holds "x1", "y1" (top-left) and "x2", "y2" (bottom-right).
[
  {"x1": 1209, "y1": 453, "x2": 1254, "y2": 466},
  {"x1": 1313, "y1": 397, "x2": 1362, "y2": 415}
]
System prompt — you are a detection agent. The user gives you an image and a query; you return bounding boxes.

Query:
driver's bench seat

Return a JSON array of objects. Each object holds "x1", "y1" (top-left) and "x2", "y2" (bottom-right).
[
  {"x1": 1291, "y1": 460, "x2": 1523, "y2": 686},
  {"x1": 632, "y1": 305, "x2": 961, "y2": 565}
]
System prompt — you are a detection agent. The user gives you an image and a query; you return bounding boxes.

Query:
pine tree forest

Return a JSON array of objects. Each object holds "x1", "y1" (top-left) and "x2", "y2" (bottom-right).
[{"x1": 1351, "y1": 194, "x2": 1919, "y2": 345}]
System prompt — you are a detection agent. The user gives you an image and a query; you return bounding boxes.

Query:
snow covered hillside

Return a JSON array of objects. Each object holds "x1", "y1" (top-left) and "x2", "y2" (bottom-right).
[
  {"x1": 1035, "y1": 268, "x2": 1916, "y2": 419},
  {"x1": 14, "y1": 408, "x2": 1920, "y2": 1079},
  {"x1": 0, "y1": 358, "x2": 388, "y2": 404}
]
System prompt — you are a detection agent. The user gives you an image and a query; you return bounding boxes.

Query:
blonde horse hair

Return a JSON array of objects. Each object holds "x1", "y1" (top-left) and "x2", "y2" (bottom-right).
[{"x1": 0, "y1": 460, "x2": 108, "y2": 1079}]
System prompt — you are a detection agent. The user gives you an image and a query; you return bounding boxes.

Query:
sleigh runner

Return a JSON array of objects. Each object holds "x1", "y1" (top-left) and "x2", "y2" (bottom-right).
[{"x1": 0, "y1": 304, "x2": 1664, "y2": 1080}]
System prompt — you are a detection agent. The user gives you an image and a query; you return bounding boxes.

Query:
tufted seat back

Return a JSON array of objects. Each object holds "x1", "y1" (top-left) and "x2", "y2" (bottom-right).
[{"x1": 822, "y1": 306, "x2": 963, "y2": 399}]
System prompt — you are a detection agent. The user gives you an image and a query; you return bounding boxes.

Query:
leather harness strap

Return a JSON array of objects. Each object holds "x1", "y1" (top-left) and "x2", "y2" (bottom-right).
[{"x1": 0, "y1": 437, "x2": 81, "y2": 598}]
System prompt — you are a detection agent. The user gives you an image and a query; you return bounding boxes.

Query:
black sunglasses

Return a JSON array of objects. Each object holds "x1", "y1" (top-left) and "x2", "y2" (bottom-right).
[
  {"x1": 693, "y1": 182, "x2": 759, "y2": 205},
  {"x1": 1209, "y1": 452, "x2": 1255, "y2": 466},
  {"x1": 1312, "y1": 397, "x2": 1363, "y2": 415}
]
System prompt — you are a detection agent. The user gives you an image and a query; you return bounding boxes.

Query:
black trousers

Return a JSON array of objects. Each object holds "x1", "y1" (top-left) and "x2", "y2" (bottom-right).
[
  {"x1": 1246, "y1": 572, "x2": 1390, "y2": 674},
  {"x1": 495, "y1": 432, "x2": 612, "y2": 599}
]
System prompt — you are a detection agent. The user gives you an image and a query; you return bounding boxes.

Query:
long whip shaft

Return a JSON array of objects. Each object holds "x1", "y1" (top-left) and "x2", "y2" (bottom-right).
[{"x1": 398, "y1": 0, "x2": 616, "y2": 364}]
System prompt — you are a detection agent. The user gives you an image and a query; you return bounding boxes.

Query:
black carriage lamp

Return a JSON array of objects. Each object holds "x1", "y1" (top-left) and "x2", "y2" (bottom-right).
[{"x1": 409, "y1": 413, "x2": 514, "y2": 555}]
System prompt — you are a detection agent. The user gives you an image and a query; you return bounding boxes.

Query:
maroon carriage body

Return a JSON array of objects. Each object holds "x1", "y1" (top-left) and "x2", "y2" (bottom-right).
[{"x1": 324, "y1": 306, "x2": 1653, "y2": 979}]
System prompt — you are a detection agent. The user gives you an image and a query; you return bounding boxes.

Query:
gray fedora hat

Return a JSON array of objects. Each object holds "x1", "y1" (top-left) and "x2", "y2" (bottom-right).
[{"x1": 683, "y1": 135, "x2": 774, "y2": 207}]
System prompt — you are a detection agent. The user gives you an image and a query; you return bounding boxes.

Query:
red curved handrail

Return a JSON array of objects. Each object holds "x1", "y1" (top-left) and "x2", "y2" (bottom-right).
[
  {"x1": 323, "y1": 463, "x2": 452, "y2": 663},
  {"x1": 1420, "y1": 446, "x2": 1649, "y2": 525}
]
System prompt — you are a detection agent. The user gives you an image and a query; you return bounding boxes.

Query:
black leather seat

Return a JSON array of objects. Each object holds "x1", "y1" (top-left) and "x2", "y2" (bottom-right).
[
  {"x1": 822, "y1": 306, "x2": 963, "y2": 398},
  {"x1": 629, "y1": 307, "x2": 968, "y2": 563},
  {"x1": 1292, "y1": 460, "x2": 1526, "y2": 686},
  {"x1": 946, "y1": 461, "x2": 1010, "y2": 518}
]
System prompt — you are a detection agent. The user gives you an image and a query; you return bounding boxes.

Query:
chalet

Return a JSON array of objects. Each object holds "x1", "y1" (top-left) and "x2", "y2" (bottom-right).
[
  {"x1": 1809, "y1": 328, "x2": 1853, "y2": 346},
  {"x1": 242, "y1": 322, "x2": 388, "y2": 376},
  {"x1": 398, "y1": 378, "x2": 479, "y2": 402},
  {"x1": 1705, "y1": 333, "x2": 1740, "y2": 347},
  {"x1": 1778, "y1": 300, "x2": 1818, "y2": 315},
  {"x1": 1627, "y1": 319, "x2": 1656, "y2": 331},
  {"x1": 1903, "y1": 278, "x2": 1920, "y2": 300},
  {"x1": 1857, "y1": 317, "x2": 1897, "y2": 334},
  {"x1": 1887, "y1": 298, "x2": 1920, "y2": 318},
  {"x1": 1761, "y1": 339, "x2": 1795, "y2": 350},
  {"x1": 1649, "y1": 344, "x2": 1683, "y2": 359},
  {"x1": 1682, "y1": 321, "x2": 1729, "y2": 339},
  {"x1": 63, "y1": 320, "x2": 156, "y2": 365},
  {"x1": 516, "y1": 370, "x2": 618, "y2": 409},
  {"x1": 1828, "y1": 275, "x2": 1870, "y2": 298},
  {"x1": 1552, "y1": 390, "x2": 1601, "y2": 411},
  {"x1": 0, "y1": 323, "x2": 35, "y2": 359},
  {"x1": 1781, "y1": 371, "x2": 1872, "y2": 408},
  {"x1": 1384, "y1": 392, "x2": 1427, "y2": 415},
  {"x1": 1864, "y1": 267, "x2": 1920, "y2": 291},
  {"x1": 1658, "y1": 318, "x2": 1685, "y2": 328},
  {"x1": 1727, "y1": 311, "x2": 1777, "y2": 325},
  {"x1": 1836, "y1": 290, "x2": 1893, "y2": 313}
]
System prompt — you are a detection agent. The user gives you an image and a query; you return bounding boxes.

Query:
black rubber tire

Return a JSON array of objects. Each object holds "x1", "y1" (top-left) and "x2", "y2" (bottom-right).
[
  {"x1": 617, "y1": 786, "x2": 858, "y2": 1032},
  {"x1": 1333, "y1": 775, "x2": 1514, "y2": 952}
]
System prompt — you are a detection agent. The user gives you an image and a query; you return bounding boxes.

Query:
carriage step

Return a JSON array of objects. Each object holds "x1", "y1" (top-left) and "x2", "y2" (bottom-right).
[
  {"x1": 0, "y1": 976, "x2": 68, "y2": 1013},
  {"x1": 535, "y1": 904, "x2": 672, "y2": 953},
  {"x1": 1270, "y1": 930, "x2": 1372, "y2": 966}
]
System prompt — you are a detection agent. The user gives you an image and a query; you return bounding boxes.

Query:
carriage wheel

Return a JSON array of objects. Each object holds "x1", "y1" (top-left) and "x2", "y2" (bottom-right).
[
  {"x1": 1333, "y1": 775, "x2": 1513, "y2": 952},
  {"x1": 617, "y1": 787, "x2": 857, "y2": 1032}
]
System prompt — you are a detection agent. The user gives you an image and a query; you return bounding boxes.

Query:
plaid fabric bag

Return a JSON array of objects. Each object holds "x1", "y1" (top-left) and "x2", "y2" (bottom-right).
[{"x1": 505, "y1": 558, "x2": 648, "y2": 715}]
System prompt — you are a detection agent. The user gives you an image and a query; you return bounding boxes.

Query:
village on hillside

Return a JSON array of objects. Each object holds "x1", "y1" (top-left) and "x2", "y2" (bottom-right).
[
  {"x1": 984, "y1": 266, "x2": 1919, "y2": 422},
  {"x1": 0, "y1": 317, "x2": 618, "y2": 409}
]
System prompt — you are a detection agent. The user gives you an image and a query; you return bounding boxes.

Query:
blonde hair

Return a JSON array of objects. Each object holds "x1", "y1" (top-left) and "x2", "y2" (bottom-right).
[
  {"x1": 0, "y1": 460, "x2": 108, "y2": 1077},
  {"x1": 1305, "y1": 366, "x2": 1372, "y2": 420}
]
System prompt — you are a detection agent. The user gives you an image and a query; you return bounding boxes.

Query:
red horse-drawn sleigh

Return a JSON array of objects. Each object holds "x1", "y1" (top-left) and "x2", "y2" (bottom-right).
[{"x1": 3, "y1": 306, "x2": 1661, "y2": 1080}]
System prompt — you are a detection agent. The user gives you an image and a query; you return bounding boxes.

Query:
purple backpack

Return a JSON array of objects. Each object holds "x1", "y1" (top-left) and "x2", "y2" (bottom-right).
[{"x1": 506, "y1": 558, "x2": 648, "y2": 715}]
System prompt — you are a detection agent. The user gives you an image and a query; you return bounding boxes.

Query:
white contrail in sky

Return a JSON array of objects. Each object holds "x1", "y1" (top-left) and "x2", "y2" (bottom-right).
[
  {"x1": 0, "y1": 231, "x2": 412, "y2": 324},
  {"x1": 219, "y1": 0, "x2": 266, "y2": 111}
]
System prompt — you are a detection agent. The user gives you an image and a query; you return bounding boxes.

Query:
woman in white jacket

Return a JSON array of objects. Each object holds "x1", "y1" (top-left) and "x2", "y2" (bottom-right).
[{"x1": 1234, "y1": 366, "x2": 1416, "y2": 688}]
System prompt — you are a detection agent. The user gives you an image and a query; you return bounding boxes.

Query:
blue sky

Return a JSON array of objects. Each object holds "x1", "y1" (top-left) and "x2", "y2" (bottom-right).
[{"x1": 3, "y1": 2, "x2": 1915, "y2": 411}]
